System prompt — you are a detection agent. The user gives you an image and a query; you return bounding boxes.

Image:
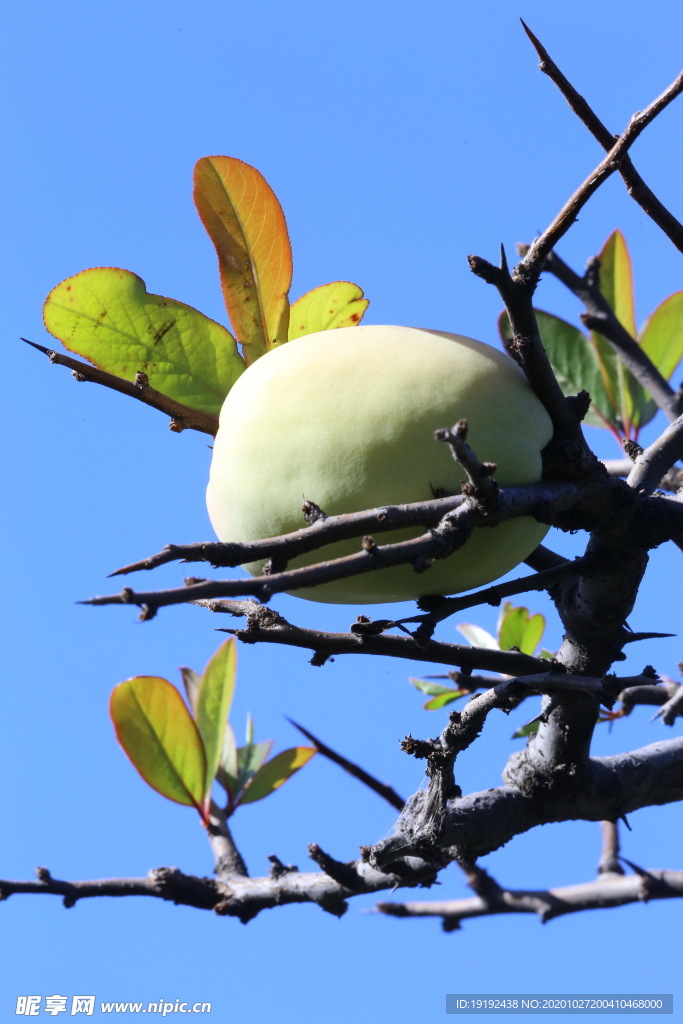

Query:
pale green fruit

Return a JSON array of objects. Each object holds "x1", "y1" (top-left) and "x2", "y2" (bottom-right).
[{"x1": 206, "y1": 325, "x2": 553, "y2": 604}]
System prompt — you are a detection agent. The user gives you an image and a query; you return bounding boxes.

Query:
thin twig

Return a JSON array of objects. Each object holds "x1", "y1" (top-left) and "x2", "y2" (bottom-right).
[
  {"x1": 434, "y1": 419, "x2": 498, "y2": 504},
  {"x1": 206, "y1": 802, "x2": 249, "y2": 879},
  {"x1": 653, "y1": 683, "x2": 683, "y2": 726},
  {"x1": 227, "y1": 616, "x2": 549, "y2": 674},
  {"x1": 109, "y1": 496, "x2": 472, "y2": 577},
  {"x1": 467, "y1": 249, "x2": 581, "y2": 440},
  {"x1": 395, "y1": 555, "x2": 592, "y2": 635},
  {"x1": 521, "y1": 21, "x2": 683, "y2": 253},
  {"x1": 518, "y1": 68, "x2": 683, "y2": 281},
  {"x1": 627, "y1": 414, "x2": 683, "y2": 493},
  {"x1": 0, "y1": 858, "x2": 437, "y2": 921},
  {"x1": 287, "y1": 719, "x2": 405, "y2": 811},
  {"x1": 0, "y1": 866, "x2": 224, "y2": 912},
  {"x1": 86, "y1": 478, "x2": 587, "y2": 612},
  {"x1": 537, "y1": 251, "x2": 683, "y2": 423},
  {"x1": 598, "y1": 821, "x2": 624, "y2": 876},
  {"x1": 377, "y1": 868, "x2": 683, "y2": 929},
  {"x1": 23, "y1": 338, "x2": 219, "y2": 435}
]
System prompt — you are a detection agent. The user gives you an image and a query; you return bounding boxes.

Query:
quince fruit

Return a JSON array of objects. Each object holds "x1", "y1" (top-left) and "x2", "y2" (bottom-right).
[{"x1": 206, "y1": 325, "x2": 553, "y2": 603}]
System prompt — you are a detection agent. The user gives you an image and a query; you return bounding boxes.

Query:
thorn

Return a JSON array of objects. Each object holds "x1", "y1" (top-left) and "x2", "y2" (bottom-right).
[
  {"x1": 620, "y1": 855, "x2": 648, "y2": 875},
  {"x1": 21, "y1": 337, "x2": 53, "y2": 356},
  {"x1": 627, "y1": 632, "x2": 676, "y2": 644},
  {"x1": 520, "y1": 19, "x2": 545, "y2": 59}
]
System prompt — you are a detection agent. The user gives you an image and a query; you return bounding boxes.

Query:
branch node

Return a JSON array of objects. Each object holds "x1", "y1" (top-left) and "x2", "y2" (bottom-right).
[{"x1": 302, "y1": 499, "x2": 327, "y2": 525}]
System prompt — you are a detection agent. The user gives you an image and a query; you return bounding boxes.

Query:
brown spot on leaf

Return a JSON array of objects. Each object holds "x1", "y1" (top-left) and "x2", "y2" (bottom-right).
[
  {"x1": 151, "y1": 320, "x2": 174, "y2": 345},
  {"x1": 350, "y1": 313, "x2": 360, "y2": 322}
]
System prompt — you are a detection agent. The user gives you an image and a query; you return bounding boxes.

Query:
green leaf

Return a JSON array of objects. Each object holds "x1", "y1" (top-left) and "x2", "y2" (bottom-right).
[
  {"x1": 500, "y1": 310, "x2": 619, "y2": 431},
  {"x1": 423, "y1": 691, "x2": 469, "y2": 711},
  {"x1": 456, "y1": 623, "x2": 498, "y2": 650},
  {"x1": 193, "y1": 156, "x2": 292, "y2": 363},
  {"x1": 217, "y1": 721, "x2": 239, "y2": 796},
  {"x1": 238, "y1": 747, "x2": 316, "y2": 806},
  {"x1": 288, "y1": 282, "x2": 369, "y2": 340},
  {"x1": 634, "y1": 291, "x2": 683, "y2": 428},
  {"x1": 234, "y1": 739, "x2": 273, "y2": 796},
  {"x1": 110, "y1": 677, "x2": 207, "y2": 817},
  {"x1": 597, "y1": 230, "x2": 636, "y2": 337},
  {"x1": 497, "y1": 602, "x2": 545, "y2": 656},
  {"x1": 409, "y1": 677, "x2": 461, "y2": 697},
  {"x1": 512, "y1": 714, "x2": 542, "y2": 739},
  {"x1": 43, "y1": 268, "x2": 245, "y2": 416},
  {"x1": 409, "y1": 678, "x2": 471, "y2": 710},
  {"x1": 195, "y1": 640, "x2": 237, "y2": 793},
  {"x1": 589, "y1": 231, "x2": 639, "y2": 434}
]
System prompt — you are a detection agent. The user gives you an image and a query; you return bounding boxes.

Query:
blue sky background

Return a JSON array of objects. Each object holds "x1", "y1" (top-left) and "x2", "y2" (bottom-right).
[{"x1": 3, "y1": 1, "x2": 682, "y2": 1020}]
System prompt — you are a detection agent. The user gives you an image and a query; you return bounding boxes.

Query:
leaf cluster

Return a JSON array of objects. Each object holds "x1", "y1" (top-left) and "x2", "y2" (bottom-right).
[
  {"x1": 43, "y1": 157, "x2": 369, "y2": 423},
  {"x1": 110, "y1": 639, "x2": 314, "y2": 822}
]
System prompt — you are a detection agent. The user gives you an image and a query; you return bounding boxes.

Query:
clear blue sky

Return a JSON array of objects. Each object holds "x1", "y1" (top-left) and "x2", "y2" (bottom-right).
[{"x1": 3, "y1": 1, "x2": 682, "y2": 1021}]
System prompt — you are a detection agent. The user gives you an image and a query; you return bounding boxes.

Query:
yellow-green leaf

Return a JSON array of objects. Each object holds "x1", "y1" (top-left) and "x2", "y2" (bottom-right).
[
  {"x1": 288, "y1": 282, "x2": 369, "y2": 340},
  {"x1": 598, "y1": 230, "x2": 636, "y2": 338},
  {"x1": 110, "y1": 677, "x2": 207, "y2": 816},
  {"x1": 43, "y1": 268, "x2": 244, "y2": 416},
  {"x1": 195, "y1": 640, "x2": 237, "y2": 793},
  {"x1": 497, "y1": 602, "x2": 545, "y2": 656},
  {"x1": 423, "y1": 691, "x2": 470, "y2": 711},
  {"x1": 589, "y1": 231, "x2": 637, "y2": 433},
  {"x1": 238, "y1": 747, "x2": 316, "y2": 806},
  {"x1": 409, "y1": 677, "x2": 470, "y2": 710},
  {"x1": 635, "y1": 292, "x2": 683, "y2": 429},
  {"x1": 193, "y1": 156, "x2": 292, "y2": 363}
]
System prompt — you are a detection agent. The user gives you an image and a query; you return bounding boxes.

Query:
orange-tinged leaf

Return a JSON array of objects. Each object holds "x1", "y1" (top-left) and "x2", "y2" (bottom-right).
[
  {"x1": 43, "y1": 268, "x2": 244, "y2": 415},
  {"x1": 195, "y1": 640, "x2": 237, "y2": 793},
  {"x1": 194, "y1": 156, "x2": 292, "y2": 363},
  {"x1": 288, "y1": 282, "x2": 369, "y2": 340},
  {"x1": 238, "y1": 747, "x2": 315, "y2": 805},
  {"x1": 110, "y1": 677, "x2": 207, "y2": 816}
]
